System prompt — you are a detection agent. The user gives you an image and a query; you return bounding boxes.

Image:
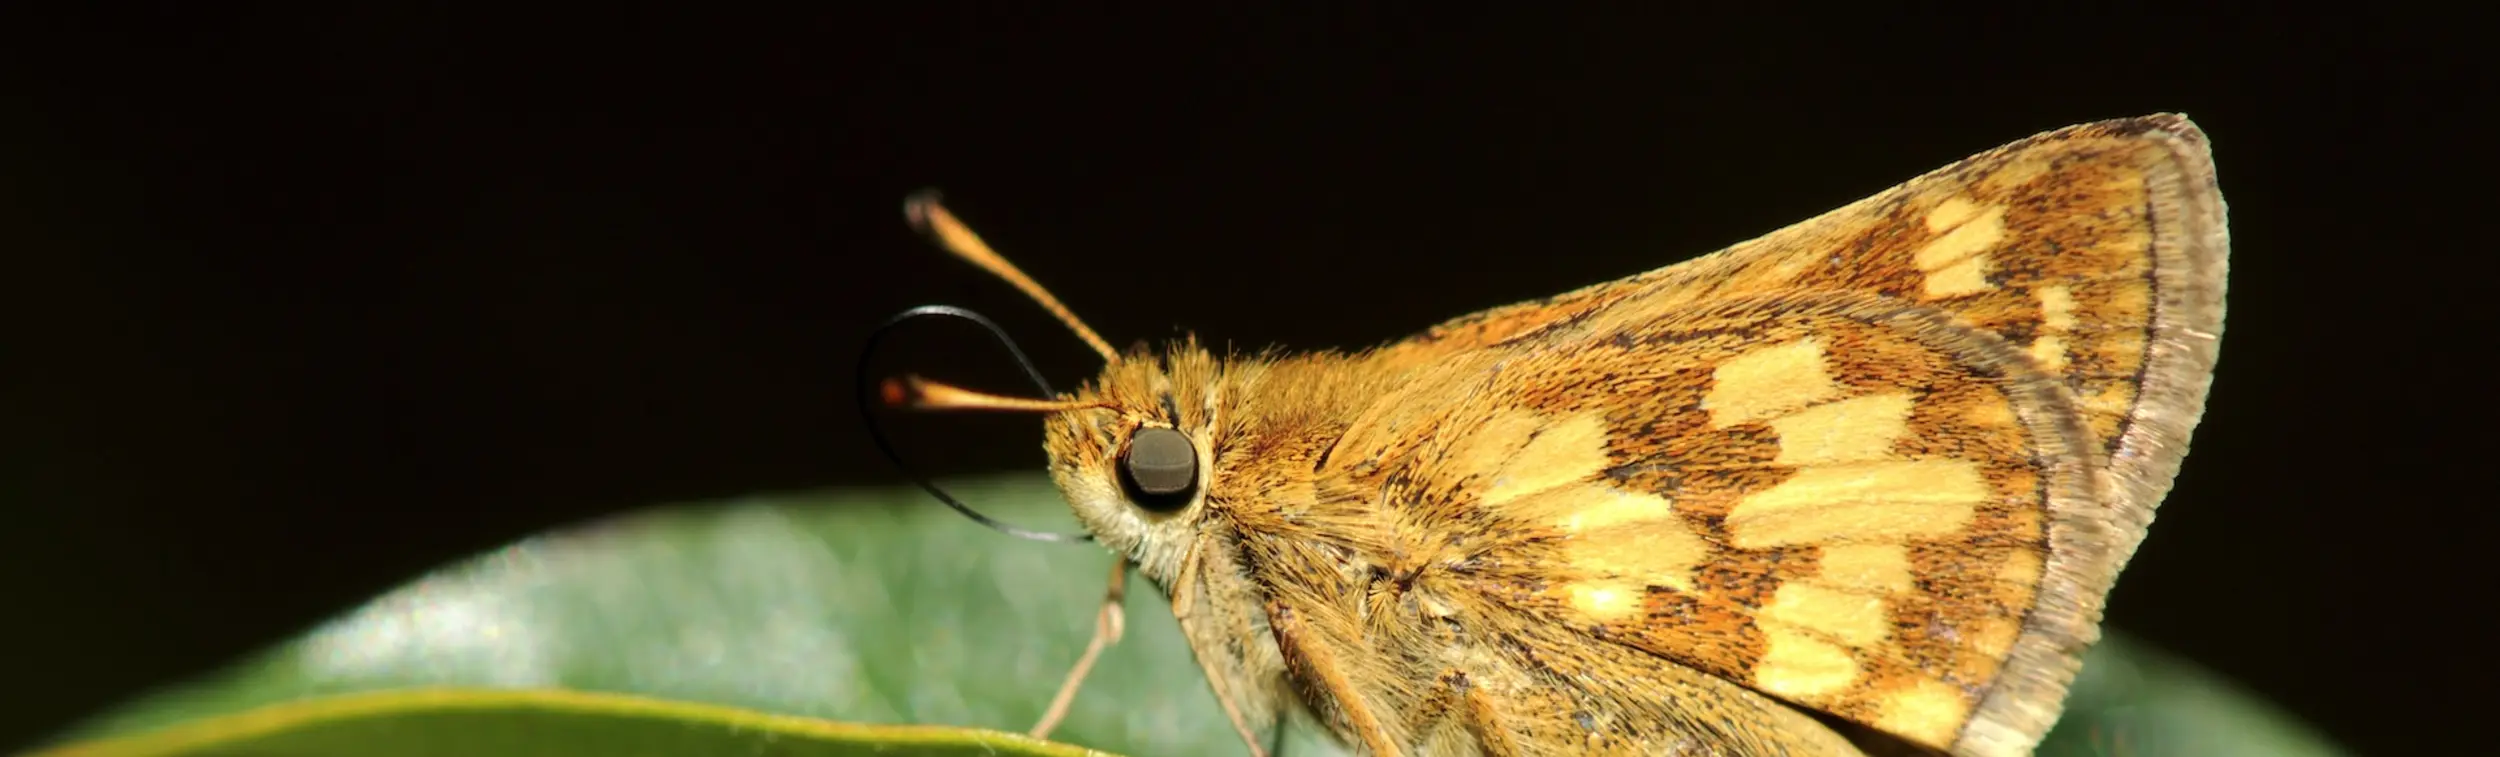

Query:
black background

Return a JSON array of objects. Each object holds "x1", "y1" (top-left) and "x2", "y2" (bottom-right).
[{"x1": 5, "y1": 6, "x2": 2487, "y2": 754}]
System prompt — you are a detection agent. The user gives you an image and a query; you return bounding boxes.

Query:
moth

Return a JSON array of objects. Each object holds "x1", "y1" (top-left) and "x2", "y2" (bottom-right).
[{"x1": 877, "y1": 114, "x2": 2228, "y2": 756}]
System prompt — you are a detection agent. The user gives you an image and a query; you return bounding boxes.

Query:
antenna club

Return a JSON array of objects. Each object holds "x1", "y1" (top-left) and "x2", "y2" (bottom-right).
[
  {"x1": 880, "y1": 375, "x2": 918, "y2": 408},
  {"x1": 895, "y1": 192, "x2": 1122, "y2": 365},
  {"x1": 903, "y1": 189, "x2": 944, "y2": 230}
]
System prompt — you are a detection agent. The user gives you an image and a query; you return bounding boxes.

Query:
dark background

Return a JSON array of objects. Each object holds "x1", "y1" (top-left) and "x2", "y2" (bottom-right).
[{"x1": 4, "y1": 6, "x2": 2486, "y2": 754}]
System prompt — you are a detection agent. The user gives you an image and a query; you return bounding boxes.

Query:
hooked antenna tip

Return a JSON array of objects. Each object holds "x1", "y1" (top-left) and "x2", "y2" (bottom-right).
[
  {"x1": 902, "y1": 189, "x2": 944, "y2": 230},
  {"x1": 879, "y1": 375, "x2": 916, "y2": 407}
]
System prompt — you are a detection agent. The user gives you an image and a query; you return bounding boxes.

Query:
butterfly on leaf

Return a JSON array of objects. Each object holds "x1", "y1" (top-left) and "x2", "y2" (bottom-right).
[{"x1": 874, "y1": 114, "x2": 2227, "y2": 757}]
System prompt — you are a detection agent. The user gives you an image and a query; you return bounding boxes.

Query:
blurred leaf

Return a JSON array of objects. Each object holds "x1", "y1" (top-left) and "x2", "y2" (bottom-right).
[{"x1": 35, "y1": 474, "x2": 2345, "y2": 756}]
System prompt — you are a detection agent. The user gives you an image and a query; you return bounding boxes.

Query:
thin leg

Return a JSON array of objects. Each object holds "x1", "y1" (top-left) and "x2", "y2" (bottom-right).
[
  {"x1": 1208, "y1": 674, "x2": 1272, "y2": 757},
  {"x1": 1030, "y1": 557, "x2": 1130, "y2": 738},
  {"x1": 1267, "y1": 601, "x2": 1400, "y2": 757},
  {"x1": 1171, "y1": 546, "x2": 1273, "y2": 757}
]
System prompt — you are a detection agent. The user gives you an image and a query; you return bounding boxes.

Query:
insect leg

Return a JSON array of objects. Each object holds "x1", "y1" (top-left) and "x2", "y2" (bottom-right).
[
  {"x1": 1029, "y1": 557, "x2": 1131, "y2": 738},
  {"x1": 1267, "y1": 600, "x2": 1402, "y2": 757},
  {"x1": 1172, "y1": 544, "x2": 1277, "y2": 757}
]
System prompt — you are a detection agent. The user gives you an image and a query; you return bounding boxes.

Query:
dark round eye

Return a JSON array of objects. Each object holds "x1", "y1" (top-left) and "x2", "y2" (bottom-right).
[{"x1": 1120, "y1": 427, "x2": 1198, "y2": 510}]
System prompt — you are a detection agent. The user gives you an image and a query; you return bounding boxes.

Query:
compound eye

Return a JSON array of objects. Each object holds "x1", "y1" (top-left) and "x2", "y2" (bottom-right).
[{"x1": 1120, "y1": 427, "x2": 1198, "y2": 510}]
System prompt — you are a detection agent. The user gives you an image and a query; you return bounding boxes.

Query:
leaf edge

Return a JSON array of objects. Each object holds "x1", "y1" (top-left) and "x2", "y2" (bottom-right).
[{"x1": 27, "y1": 687, "x2": 1125, "y2": 757}]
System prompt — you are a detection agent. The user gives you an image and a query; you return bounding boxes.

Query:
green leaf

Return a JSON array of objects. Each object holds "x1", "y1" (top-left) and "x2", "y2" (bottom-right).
[{"x1": 36, "y1": 474, "x2": 2346, "y2": 757}]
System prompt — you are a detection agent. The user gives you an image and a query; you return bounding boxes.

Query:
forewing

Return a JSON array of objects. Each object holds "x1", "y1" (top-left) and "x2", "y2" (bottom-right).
[
  {"x1": 1331, "y1": 115, "x2": 2225, "y2": 755},
  {"x1": 1386, "y1": 114, "x2": 2225, "y2": 532}
]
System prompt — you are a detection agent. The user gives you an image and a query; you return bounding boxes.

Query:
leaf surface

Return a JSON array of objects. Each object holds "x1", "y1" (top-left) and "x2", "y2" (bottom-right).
[{"x1": 36, "y1": 475, "x2": 2345, "y2": 757}]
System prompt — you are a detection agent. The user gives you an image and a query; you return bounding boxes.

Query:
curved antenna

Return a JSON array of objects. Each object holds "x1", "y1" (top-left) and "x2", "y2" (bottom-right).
[
  {"x1": 856, "y1": 305, "x2": 1096, "y2": 544},
  {"x1": 905, "y1": 191, "x2": 1121, "y2": 364}
]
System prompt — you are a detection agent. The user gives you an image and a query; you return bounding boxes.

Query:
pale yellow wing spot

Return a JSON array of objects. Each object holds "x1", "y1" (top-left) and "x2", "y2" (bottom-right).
[
  {"x1": 2028, "y1": 285, "x2": 2078, "y2": 372},
  {"x1": 1496, "y1": 481, "x2": 1677, "y2": 532},
  {"x1": 2037, "y1": 285, "x2": 2077, "y2": 330},
  {"x1": 1707, "y1": 339, "x2": 1840, "y2": 427},
  {"x1": 1914, "y1": 202, "x2": 2006, "y2": 298},
  {"x1": 1924, "y1": 197, "x2": 1984, "y2": 232},
  {"x1": 1482, "y1": 412, "x2": 1610, "y2": 505},
  {"x1": 1924, "y1": 256, "x2": 1992, "y2": 298},
  {"x1": 1756, "y1": 629, "x2": 1860, "y2": 699},
  {"x1": 1450, "y1": 408, "x2": 1545, "y2": 500},
  {"x1": 1562, "y1": 517, "x2": 1712, "y2": 593},
  {"x1": 1496, "y1": 482, "x2": 1683, "y2": 536},
  {"x1": 1876, "y1": 679, "x2": 1975, "y2": 749},
  {"x1": 1910, "y1": 202, "x2": 2010, "y2": 297},
  {"x1": 1723, "y1": 460, "x2": 1987, "y2": 548},
  {"x1": 1768, "y1": 392, "x2": 1916, "y2": 466},
  {"x1": 2028, "y1": 334, "x2": 2070, "y2": 372},
  {"x1": 1502, "y1": 481, "x2": 1711, "y2": 593},
  {"x1": 1557, "y1": 487, "x2": 1674, "y2": 532},
  {"x1": 1565, "y1": 580, "x2": 1645, "y2": 622},
  {"x1": 1762, "y1": 582, "x2": 1890, "y2": 646},
  {"x1": 1913, "y1": 201, "x2": 2005, "y2": 269}
]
